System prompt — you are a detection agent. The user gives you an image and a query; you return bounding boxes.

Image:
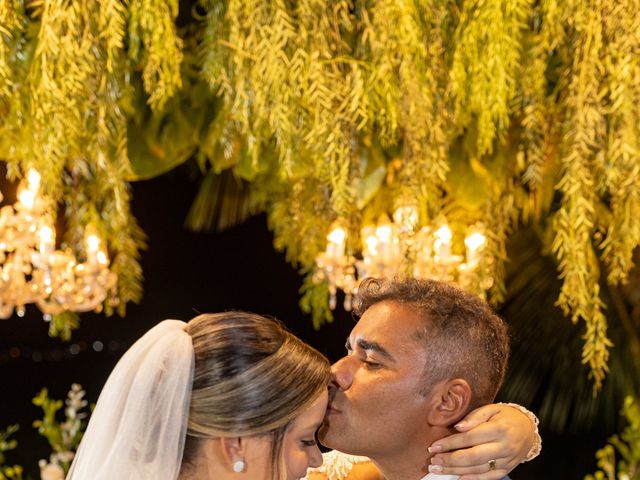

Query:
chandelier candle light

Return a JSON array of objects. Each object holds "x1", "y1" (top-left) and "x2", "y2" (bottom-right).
[
  {"x1": 314, "y1": 225, "x2": 357, "y2": 310},
  {"x1": 314, "y1": 206, "x2": 490, "y2": 310},
  {"x1": 0, "y1": 170, "x2": 117, "y2": 320}
]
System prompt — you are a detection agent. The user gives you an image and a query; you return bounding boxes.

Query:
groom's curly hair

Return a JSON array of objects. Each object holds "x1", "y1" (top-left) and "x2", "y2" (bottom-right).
[{"x1": 354, "y1": 277, "x2": 509, "y2": 409}]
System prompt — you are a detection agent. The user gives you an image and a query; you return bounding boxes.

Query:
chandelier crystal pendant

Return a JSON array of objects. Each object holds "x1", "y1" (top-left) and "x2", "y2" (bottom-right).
[
  {"x1": 313, "y1": 225, "x2": 358, "y2": 310},
  {"x1": 0, "y1": 170, "x2": 117, "y2": 320},
  {"x1": 314, "y1": 205, "x2": 491, "y2": 311}
]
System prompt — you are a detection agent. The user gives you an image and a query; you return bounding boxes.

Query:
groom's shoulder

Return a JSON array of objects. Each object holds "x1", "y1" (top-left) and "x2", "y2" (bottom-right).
[{"x1": 305, "y1": 450, "x2": 380, "y2": 480}]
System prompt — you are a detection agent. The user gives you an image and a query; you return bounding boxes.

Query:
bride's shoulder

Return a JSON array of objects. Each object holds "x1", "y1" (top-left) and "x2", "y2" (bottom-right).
[{"x1": 304, "y1": 450, "x2": 381, "y2": 480}]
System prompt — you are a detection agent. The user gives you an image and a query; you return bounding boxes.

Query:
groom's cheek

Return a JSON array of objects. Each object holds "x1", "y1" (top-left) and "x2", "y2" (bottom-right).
[{"x1": 316, "y1": 421, "x2": 329, "y2": 444}]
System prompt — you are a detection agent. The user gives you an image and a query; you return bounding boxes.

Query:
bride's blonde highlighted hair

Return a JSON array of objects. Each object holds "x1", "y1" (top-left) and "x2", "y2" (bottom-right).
[{"x1": 182, "y1": 312, "x2": 330, "y2": 479}]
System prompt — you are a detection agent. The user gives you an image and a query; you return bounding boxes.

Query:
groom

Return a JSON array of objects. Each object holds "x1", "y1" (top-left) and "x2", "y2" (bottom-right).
[{"x1": 310, "y1": 278, "x2": 534, "y2": 480}]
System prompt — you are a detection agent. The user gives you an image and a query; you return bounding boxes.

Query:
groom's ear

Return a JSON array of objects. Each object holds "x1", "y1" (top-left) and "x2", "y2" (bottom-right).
[{"x1": 426, "y1": 378, "x2": 472, "y2": 427}]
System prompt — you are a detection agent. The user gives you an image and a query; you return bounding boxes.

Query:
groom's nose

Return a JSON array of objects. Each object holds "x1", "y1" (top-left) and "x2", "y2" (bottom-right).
[{"x1": 330, "y1": 355, "x2": 355, "y2": 390}]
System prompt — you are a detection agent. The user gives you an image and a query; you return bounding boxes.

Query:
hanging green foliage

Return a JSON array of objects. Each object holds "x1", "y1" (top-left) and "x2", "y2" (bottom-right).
[
  {"x1": 198, "y1": 0, "x2": 640, "y2": 392},
  {"x1": 585, "y1": 396, "x2": 640, "y2": 480},
  {"x1": 2, "y1": 0, "x2": 640, "y2": 390},
  {"x1": 0, "y1": 0, "x2": 24, "y2": 101},
  {"x1": 0, "y1": 0, "x2": 154, "y2": 335},
  {"x1": 599, "y1": 0, "x2": 640, "y2": 287},
  {"x1": 450, "y1": 0, "x2": 531, "y2": 156},
  {"x1": 129, "y1": 0, "x2": 183, "y2": 111}
]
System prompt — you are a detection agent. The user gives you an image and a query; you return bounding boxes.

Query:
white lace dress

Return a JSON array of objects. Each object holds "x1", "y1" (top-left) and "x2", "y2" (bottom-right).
[
  {"x1": 304, "y1": 450, "x2": 371, "y2": 479},
  {"x1": 304, "y1": 450, "x2": 460, "y2": 480}
]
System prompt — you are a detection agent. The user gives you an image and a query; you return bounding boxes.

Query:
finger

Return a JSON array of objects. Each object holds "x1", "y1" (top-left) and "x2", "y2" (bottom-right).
[
  {"x1": 429, "y1": 450, "x2": 519, "y2": 475},
  {"x1": 430, "y1": 446, "x2": 513, "y2": 470},
  {"x1": 427, "y1": 458, "x2": 510, "y2": 478},
  {"x1": 453, "y1": 404, "x2": 502, "y2": 431},
  {"x1": 429, "y1": 424, "x2": 503, "y2": 454}
]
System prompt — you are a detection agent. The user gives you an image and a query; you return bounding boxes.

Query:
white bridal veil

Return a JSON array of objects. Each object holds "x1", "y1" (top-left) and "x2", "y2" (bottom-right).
[{"x1": 66, "y1": 320, "x2": 194, "y2": 480}]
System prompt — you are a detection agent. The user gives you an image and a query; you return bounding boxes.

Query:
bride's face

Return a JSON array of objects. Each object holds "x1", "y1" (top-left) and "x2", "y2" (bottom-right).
[
  {"x1": 282, "y1": 389, "x2": 329, "y2": 479},
  {"x1": 233, "y1": 389, "x2": 328, "y2": 480}
]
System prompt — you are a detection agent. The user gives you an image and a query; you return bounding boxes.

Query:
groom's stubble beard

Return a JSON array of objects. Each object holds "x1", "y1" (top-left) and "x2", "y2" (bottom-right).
[
  {"x1": 316, "y1": 384, "x2": 338, "y2": 448},
  {"x1": 315, "y1": 384, "x2": 371, "y2": 457},
  {"x1": 316, "y1": 384, "x2": 351, "y2": 451}
]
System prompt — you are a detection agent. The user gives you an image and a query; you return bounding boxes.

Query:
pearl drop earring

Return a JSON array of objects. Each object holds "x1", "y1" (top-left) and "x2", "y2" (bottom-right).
[{"x1": 232, "y1": 459, "x2": 245, "y2": 473}]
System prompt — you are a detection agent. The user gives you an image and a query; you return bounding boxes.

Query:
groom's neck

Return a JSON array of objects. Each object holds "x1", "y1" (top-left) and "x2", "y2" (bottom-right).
[{"x1": 369, "y1": 427, "x2": 450, "y2": 480}]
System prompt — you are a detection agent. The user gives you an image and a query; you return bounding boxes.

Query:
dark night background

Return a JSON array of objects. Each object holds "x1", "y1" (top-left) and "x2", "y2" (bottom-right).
[{"x1": 0, "y1": 166, "x2": 611, "y2": 479}]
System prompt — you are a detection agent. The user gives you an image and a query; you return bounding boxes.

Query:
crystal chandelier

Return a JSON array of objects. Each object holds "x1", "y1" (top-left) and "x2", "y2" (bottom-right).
[
  {"x1": 0, "y1": 169, "x2": 117, "y2": 320},
  {"x1": 314, "y1": 205, "x2": 492, "y2": 310}
]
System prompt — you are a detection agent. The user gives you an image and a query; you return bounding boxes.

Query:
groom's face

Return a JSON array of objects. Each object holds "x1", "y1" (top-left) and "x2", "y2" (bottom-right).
[{"x1": 317, "y1": 300, "x2": 431, "y2": 457}]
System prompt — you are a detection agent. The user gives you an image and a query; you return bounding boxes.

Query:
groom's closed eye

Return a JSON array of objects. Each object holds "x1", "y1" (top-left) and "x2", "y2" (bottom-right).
[{"x1": 356, "y1": 339, "x2": 395, "y2": 363}]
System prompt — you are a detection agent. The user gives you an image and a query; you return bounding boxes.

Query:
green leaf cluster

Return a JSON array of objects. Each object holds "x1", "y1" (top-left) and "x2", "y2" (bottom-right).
[
  {"x1": 549, "y1": 0, "x2": 640, "y2": 391},
  {"x1": 0, "y1": 385, "x2": 91, "y2": 479},
  {"x1": 193, "y1": 0, "x2": 640, "y2": 392},
  {"x1": 0, "y1": 425, "x2": 22, "y2": 480},
  {"x1": 2, "y1": 0, "x2": 640, "y2": 389},
  {"x1": 0, "y1": 0, "x2": 156, "y2": 335},
  {"x1": 32, "y1": 384, "x2": 89, "y2": 474},
  {"x1": 585, "y1": 396, "x2": 640, "y2": 480}
]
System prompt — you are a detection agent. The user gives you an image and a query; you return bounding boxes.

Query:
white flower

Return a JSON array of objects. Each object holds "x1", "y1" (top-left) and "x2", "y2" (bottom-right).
[
  {"x1": 51, "y1": 450, "x2": 75, "y2": 464},
  {"x1": 66, "y1": 384, "x2": 88, "y2": 415},
  {"x1": 39, "y1": 461, "x2": 65, "y2": 480}
]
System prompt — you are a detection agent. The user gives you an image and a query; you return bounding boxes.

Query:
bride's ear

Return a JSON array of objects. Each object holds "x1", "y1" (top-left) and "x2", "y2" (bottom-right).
[{"x1": 220, "y1": 437, "x2": 247, "y2": 472}]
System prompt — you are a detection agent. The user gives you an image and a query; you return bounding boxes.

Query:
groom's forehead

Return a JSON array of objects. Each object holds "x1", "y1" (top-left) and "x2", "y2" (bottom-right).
[
  {"x1": 351, "y1": 305, "x2": 428, "y2": 352},
  {"x1": 354, "y1": 301, "x2": 427, "y2": 333}
]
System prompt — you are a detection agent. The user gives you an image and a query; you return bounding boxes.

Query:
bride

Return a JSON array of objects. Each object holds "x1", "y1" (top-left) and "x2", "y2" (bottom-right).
[{"x1": 67, "y1": 311, "x2": 538, "y2": 479}]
